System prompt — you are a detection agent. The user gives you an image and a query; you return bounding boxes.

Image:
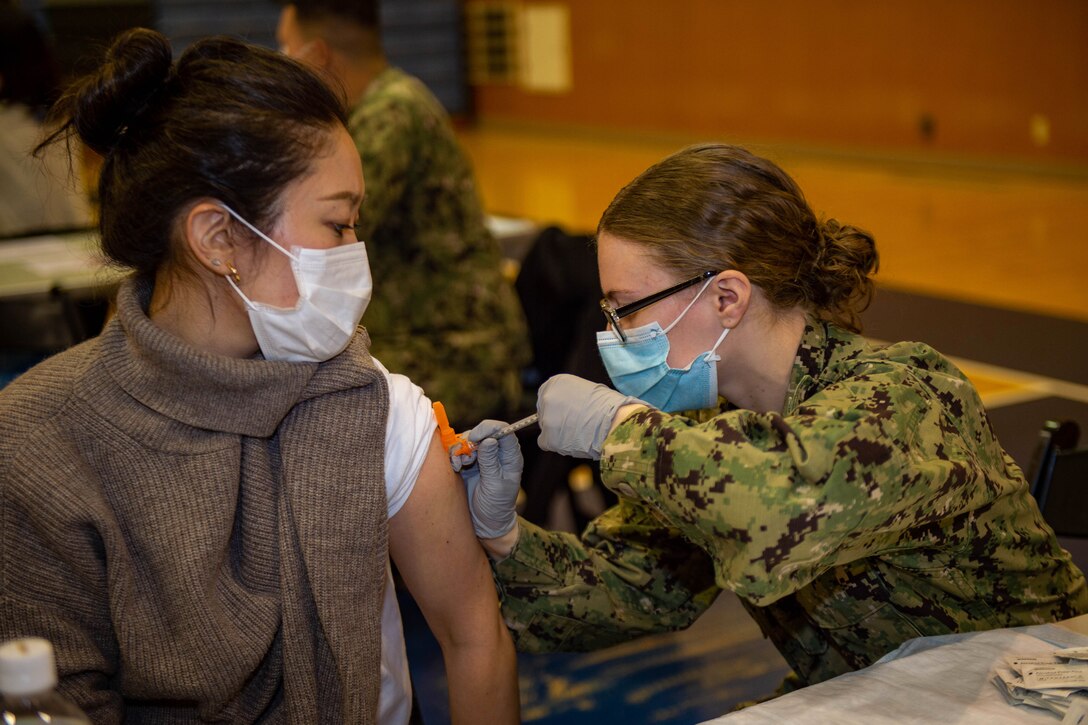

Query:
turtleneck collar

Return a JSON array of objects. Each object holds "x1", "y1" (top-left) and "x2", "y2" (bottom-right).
[{"x1": 101, "y1": 278, "x2": 376, "y2": 437}]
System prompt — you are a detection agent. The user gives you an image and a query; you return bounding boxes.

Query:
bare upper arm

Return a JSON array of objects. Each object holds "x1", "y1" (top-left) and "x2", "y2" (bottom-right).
[{"x1": 388, "y1": 428, "x2": 501, "y2": 647}]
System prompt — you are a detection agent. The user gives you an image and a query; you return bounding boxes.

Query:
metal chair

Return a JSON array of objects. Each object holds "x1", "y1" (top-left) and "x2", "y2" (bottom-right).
[
  {"x1": 1028, "y1": 420, "x2": 1087, "y2": 537},
  {"x1": 0, "y1": 286, "x2": 98, "y2": 354},
  {"x1": 1027, "y1": 420, "x2": 1088, "y2": 574},
  {"x1": 0, "y1": 285, "x2": 111, "y2": 386}
]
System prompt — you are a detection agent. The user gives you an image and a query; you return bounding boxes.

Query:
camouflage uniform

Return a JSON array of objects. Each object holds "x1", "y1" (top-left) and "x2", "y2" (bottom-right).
[
  {"x1": 349, "y1": 67, "x2": 529, "y2": 426},
  {"x1": 493, "y1": 320, "x2": 1088, "y2": 686}
]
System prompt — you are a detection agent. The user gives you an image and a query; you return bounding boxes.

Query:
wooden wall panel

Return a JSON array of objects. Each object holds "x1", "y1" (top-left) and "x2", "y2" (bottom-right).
[{"x1": 471, "y1": 0, "x2": 1088, "y2": 164}]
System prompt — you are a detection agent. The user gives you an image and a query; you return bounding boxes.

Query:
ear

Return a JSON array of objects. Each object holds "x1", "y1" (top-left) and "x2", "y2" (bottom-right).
[
  {"x1": 183, "y1": 200, "x2": 238, "y2": 277},
  {"x1": 710, "y1": 270, "x2": 751, "y2": 329},
  {"x1": 299, "y1": 37, "x2": 332, "y2": 70}
]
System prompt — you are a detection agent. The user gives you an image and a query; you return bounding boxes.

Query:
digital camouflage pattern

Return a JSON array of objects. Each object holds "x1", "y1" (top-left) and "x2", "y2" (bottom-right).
[
  {"x1": 493, "y1": 320, "x2": 1088, "y2": 686},
  {"x1": 349, "y1": 67, "x2": 529, "y2": 427}
]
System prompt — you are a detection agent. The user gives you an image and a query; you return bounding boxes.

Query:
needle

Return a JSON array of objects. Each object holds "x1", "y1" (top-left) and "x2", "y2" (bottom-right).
[
  {"x1": 492, "y1": 413, "x2": 539, "y2": 439},
  {"x1": 458, "y1": 413, "x2": 540, "y2": 454}
]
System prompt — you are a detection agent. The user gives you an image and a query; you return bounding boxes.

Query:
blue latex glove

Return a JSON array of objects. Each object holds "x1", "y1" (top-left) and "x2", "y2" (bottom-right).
[
  {"x1": 451, "y1": 420, "x2": 523, "y2": 539},
  {"x1": 537, "y1": 374, "x2": 648, "y2": 459}
]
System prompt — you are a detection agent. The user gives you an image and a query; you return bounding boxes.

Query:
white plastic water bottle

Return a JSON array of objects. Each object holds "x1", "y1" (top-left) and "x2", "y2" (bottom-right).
[{"x1": 0, "y1": 638, "x2": 91, "y2": 724}]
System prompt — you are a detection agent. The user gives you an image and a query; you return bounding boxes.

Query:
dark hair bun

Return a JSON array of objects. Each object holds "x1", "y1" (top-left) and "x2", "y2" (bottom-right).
[
  {"x1": 71, "y1": 28, "x2": 172, "y2": 155},
  {"x1": 808, "y1": 218, "x2": 879, "y2": 330}
]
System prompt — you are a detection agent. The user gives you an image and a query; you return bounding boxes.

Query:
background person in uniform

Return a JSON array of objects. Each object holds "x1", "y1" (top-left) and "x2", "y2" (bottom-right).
[
  {"x1": 275, "y1": 0, "x2": 529, "y2": 429},
  {"x1": 0, "y1": 2, "x2": 91, "y2": 236},
  {"x1": 0, "y1": 28, "x2": 518, "y2": 723},
  {"x1": 455, "y1": 143, "x2": 1088, "y2": 693}
]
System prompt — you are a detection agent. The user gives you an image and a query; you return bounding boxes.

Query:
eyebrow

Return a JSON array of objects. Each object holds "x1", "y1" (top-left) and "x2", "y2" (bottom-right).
[
  {"x1": 319, "y1": 191, "x2": 363, "y2": 207},
  {"x1": 603, "y1": 287, "x2": 637, "y2": 301}
]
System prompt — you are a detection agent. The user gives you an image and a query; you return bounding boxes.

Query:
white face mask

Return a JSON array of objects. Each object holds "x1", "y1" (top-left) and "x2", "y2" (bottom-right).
[{"x1": 222, "y1": 205, "x2": 372, "y2": 363}]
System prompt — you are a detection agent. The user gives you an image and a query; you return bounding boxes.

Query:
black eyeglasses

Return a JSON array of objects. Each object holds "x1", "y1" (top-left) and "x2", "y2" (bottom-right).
[{"x1": 600, "y1": 270, "x2": 718, "y2": 343}]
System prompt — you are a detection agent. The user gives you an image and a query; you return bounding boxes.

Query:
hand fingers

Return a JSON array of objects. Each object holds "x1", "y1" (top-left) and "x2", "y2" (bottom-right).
[
  {"x1": 496, "y1": 432, "x2": 524, "y2": 476},
  {"x1": 450, "y1": 447, "x2": 477, "y2": 472},
  {"x1": 476, "y1": 437, "x2": 501, "y2": 478},
  {"x1": 535, "y1": 390, "x2": 567, "y2": 453},
  {"x1": 536, "y1": 381, "x2": 560, "y2": 450},
  {"x1": 536, "y1": 375, "x2": 565, "y2": 417},
  {"x1": 496, "y1": 432, "x2": 520, "y2": 455},
  {"x1": 476, "y1": 436, "x2": 499, "y2": 461},
  {"x1": 466, "y1": 419, "x2": 510, "y2": 444},
  {"x1": 537, "y1": 374, "x2": 585, "y2": 438},
  {"x1": 459, "y1": 464, "x2": 480, "y2": 502}
]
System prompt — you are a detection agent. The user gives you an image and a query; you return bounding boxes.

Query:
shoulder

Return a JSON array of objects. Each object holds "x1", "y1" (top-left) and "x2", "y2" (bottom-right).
[
  {"x1": 869, "y1": 338, "x2": 966, "y2": 378},
  {"x1": 799, "y1": 333, "x2": 984, "y2": 438},
  {"x1": 370, "y1": 357, "x2": 436, "y2": 517},
  {"x1": 370, "y1": 357, "x2": 431, "y2": 416},
  {"x1": 0, "y1": 342, "x2": 98, "y2": 434},
  {"x1": 368, "y1": 355, "x2": 433, "y2": 443},
  {"x1": 353, "y1": 68, "x2": 442, "y2": 121},
  {"x1": 817, "y1": 326, "x2": 970, "y2": 396},
  {"x1": 369, "y1": 68, "x2": 442, "y2": 107},
  {"x1": 852, "y1": 338, "x2": 975, "y2": 406},
  {"x1": 0, "y1": 340, "x2": 101, "y2": 475},
  {"x1": 350, "y1": 69, "x2": 453, "y2": 145}
]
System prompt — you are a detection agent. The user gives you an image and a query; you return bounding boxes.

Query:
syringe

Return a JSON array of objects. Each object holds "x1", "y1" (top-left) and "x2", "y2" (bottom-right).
[
  {"x1": 434, "y1": 403, "x2": 539, "y2": 459},
  {"x1": 491, "y1": 413, "x2": 539, "y2": 440},
  {"x1": 462, "y1": 413, "x2": 540, "y2": 454}
]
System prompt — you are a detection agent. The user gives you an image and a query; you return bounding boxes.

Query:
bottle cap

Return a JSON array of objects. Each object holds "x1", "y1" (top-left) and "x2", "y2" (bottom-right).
[{"x1": 0, "y1": 637, "x2": 58, "y2": 696}]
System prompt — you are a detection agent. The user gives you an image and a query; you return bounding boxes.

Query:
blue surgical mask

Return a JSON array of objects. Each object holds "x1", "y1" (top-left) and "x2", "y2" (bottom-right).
[{"x1": 596, "y1": 278, "x2": 729, "y2": 412}]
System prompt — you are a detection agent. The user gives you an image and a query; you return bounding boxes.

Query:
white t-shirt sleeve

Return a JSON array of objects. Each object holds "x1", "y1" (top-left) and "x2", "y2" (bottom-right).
[{"x1": 373, "y1": 357, "x2": 437, "y2": 518}]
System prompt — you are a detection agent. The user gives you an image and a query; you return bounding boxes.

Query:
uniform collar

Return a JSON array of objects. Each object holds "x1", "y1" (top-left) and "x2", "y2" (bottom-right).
[{"x1": 784, "y1": 318, "x2": 868, "y2": 415}]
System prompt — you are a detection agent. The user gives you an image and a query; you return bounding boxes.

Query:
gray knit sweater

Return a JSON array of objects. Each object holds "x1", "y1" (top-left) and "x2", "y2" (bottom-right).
[{"x1": 0, "y1": 278, "x2": 391, "y2": 723}]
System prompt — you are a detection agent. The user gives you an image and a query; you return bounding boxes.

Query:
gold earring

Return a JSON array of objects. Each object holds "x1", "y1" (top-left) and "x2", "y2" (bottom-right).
[{"x1": 227, "y1": 263, "x2": 241, "y2": 284}]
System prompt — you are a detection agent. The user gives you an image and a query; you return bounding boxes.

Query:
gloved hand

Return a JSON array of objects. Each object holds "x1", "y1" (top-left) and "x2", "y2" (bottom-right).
[
  {"x1": 537, "y1": 374, "x2": 648, "y2": 459},
  {"x1": 451, "y1": 420, "x2": 523, "y2": 539}
]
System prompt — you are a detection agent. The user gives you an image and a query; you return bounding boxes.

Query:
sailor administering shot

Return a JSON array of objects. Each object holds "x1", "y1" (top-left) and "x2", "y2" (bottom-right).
[{"x1": 454, "y1": 143, "x2": 1088, "y2": 691}]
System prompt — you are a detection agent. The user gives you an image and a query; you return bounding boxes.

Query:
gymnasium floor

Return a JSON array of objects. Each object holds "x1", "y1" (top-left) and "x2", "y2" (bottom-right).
[{"x1": 402, "y1": 123, "x2": 1088, "y2": 723}]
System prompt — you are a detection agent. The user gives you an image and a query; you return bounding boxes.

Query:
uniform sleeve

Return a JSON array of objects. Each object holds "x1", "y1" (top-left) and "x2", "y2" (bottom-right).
[
  {"x1": 601, "y1": 377, "x2": 931, "y2": 606},
  {"x1": 492, "y1": 503, "x2": 720, "y2": 653}
]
